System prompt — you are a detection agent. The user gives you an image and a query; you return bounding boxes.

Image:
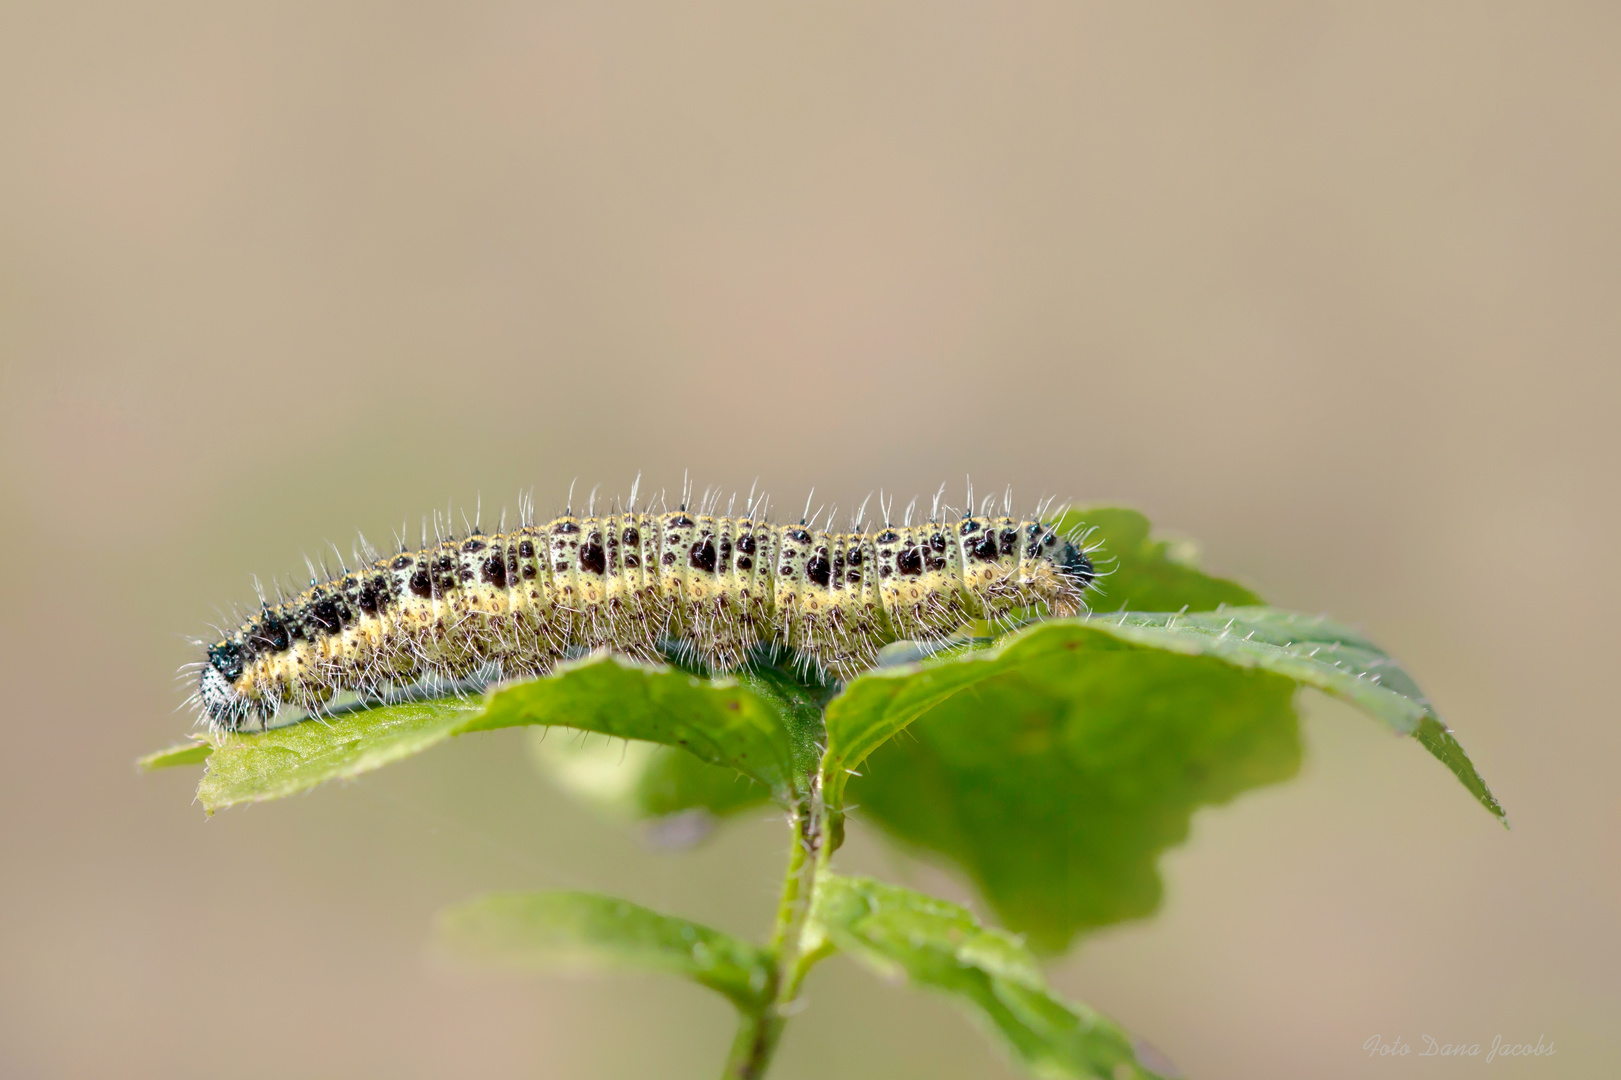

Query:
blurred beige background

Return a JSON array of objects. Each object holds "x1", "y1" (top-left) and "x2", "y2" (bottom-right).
[{"x1": 1, "y1": 2, "x2": 1616, "y2": 1077}]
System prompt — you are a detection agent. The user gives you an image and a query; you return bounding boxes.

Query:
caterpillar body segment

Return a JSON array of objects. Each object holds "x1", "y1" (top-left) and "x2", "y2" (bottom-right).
[{"x1": 196, "y1": 496, "x2": 1098, "y2": 733}]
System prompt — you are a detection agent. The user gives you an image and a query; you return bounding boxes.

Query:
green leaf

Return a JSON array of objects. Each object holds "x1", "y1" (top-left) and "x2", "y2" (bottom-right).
[
  {"x1": 469, "y1": 655, "x2": 802, "y2": 798},
  {"x1": 529, "y1": 732, "x2": 771, "y2": 821},
  {"x1": 136, "y1": 740, "x2": 213, "y2": 771},
  {"x1": 1063, "y1": 506, "x2": 1260, "y2": 613},
  {"x1": 849, "y1": 619, "x2": 1302, "y2": 952},
  {"x1": 1416, "y1": 715, "x2": 1502, "y2": 823},
  {"x1": 809, "y1": 874, "x2": 1170, "y2": 1080},
  {"x1": 734, "y1": 656, "x2": 839, "y2": 783},
  {"x1": 1075, "y1": 609, "x2": 1503, "y2": 819},
  {"x1": 190, "y1": 653, "x2": 803, "y2": 814},
  {"x1": 844, "y1": 608, "x2": 1502, "y2": 951},
  {"x1": 822, "y1": 659, "x2": 1009, "y2": 811},
  {"x1": 519, "y1": 647, "x2": 824, "y2": 833},
  {"x1": 437, "y1": 890, "x2": 774, "y2": 1011},
  {"x1": 633, "y1": 745, "x2": 775, "y2": 817},
  {"x1": 197, "y1": 696, "x2": 483, "y2": 814}
]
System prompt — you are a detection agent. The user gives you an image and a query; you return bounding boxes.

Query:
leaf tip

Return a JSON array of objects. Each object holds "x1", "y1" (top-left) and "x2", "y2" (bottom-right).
[
  {"x1": 137, "y1": 740, "x2": 214, "y2": 772},
  {"x1": 1414, "y1": 715, "x2": 1506, "y2": 823}
]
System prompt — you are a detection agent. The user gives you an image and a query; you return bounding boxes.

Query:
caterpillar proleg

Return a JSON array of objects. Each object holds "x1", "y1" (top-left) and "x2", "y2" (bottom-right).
[{"x1": 191, "y1": 485, "x2": 1099, "y2": 732}]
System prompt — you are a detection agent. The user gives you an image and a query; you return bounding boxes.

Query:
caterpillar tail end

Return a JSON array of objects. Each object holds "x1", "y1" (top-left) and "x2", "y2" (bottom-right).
[{"x1": 1057, "y1": 539, "x2": 1096, "y2": 591}]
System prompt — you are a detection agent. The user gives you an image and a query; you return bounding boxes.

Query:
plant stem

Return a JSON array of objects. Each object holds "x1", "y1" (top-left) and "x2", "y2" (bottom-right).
[
  {"x1": 722, "y1": 778, "x2": 827, "y2": 1079},
  {"x1": 721, "y1": 1006, "x2": 780, "y2": 1080}
]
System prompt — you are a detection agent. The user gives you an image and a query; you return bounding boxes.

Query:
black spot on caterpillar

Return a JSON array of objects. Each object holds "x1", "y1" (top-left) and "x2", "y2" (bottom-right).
[{"x1": 191, "y1": 485, "x2": 1099, "y2": 732}]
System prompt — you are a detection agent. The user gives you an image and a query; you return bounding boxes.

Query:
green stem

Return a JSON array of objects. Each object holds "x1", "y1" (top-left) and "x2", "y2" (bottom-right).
[
  {"x1": 721, "y1": 777, "x2": 829, "y2": 1079},
  {"x1": 721, "y1": 1006, "x2": 780, "y2": 1080}
]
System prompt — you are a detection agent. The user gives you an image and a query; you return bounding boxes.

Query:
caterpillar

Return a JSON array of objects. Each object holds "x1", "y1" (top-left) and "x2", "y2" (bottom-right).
[{"x1": 191, "y1": 484, "x2": 1099, "y2": 733}]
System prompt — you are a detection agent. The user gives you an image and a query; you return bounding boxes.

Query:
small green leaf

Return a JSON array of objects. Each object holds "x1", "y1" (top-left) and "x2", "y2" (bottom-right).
[
  {"x1": 437, "y1": 890, "x2": 774, "y2": 1011},
  {"x1": 520, "y1": 648, "x2": 824, "y2": 832},
  {"x1": 189, "y1": 653, "x2": 803, "y2": 814},
  {"x1": 469, "y1": 655, "x2": 802, "y2": 799},
  {"x1": 136, "y1": 740, "x2": 213, "y2": 771},
  {"x1": 822, "y1": 659, "x2": 1009, "y2": 811},
  {"x1": 634, "y1": 745, "x2": 774, "y2": 818},
  {"x1": 529, "y1": 732, "x2": 771, "y2": 821},
  {"x1": 735, "y1": 656, "x2": 839, "y2": 783},
  {"x1": 197, "y1": 697, "x2": 482, "y2": 814},
  {"x1": 1065, "y1": 506, "x2": 1260, "y2": 614},
  {"x1": 809, "y1": 875, "x2": 1170, "y2": 1080}
]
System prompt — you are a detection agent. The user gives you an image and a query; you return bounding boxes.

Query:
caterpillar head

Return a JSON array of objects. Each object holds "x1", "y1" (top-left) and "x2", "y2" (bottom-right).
[{"x1": 200, "y1": 640, "x2": 254, "y2": 732}]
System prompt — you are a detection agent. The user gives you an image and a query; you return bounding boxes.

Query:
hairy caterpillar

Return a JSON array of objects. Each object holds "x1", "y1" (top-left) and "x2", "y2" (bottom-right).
[{"x1": 190, "y1": 485, "x2": 1099, "y2": 732}]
